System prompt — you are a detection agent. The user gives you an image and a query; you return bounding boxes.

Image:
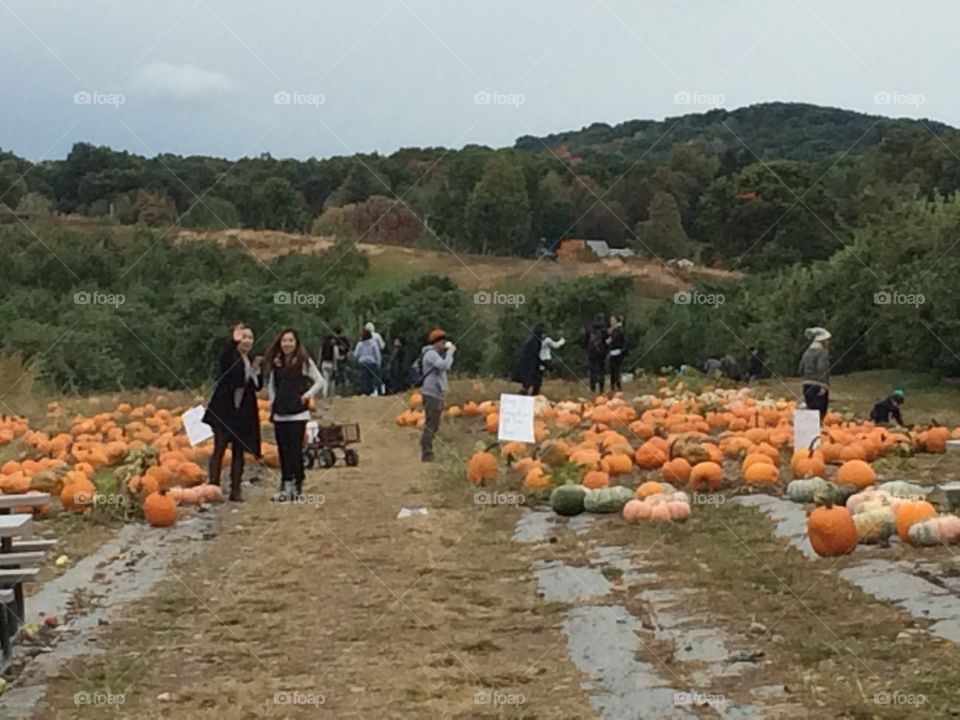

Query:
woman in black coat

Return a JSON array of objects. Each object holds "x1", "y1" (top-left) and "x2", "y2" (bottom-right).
[
  {"x1": 512, "y1": 325, "x2": 545, "y2": 395},
  {"x1": 203, "y1": 324, "x2": 262, "y2": 501}
]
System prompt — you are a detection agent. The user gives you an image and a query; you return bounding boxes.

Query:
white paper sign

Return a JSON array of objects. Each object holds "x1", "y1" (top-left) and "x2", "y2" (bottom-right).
[
  {"x1": 182, "y1": 405, "x2": 214, "y2": 447},
  {"x1": 497, "y1": 393, "x2": 535, "y2": 444},
  {"x1": 306, "y1": 421, "x2": 319, "y2": 443},
  {"x1": 793, "y1": 409, "x2": 821, "y2": 451}
]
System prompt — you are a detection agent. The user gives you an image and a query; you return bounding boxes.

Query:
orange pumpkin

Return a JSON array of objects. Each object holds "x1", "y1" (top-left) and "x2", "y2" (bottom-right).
[
  {"x1": 836, "y1": 460, "x2": 877, "y2": 489},
  {"x1": 582, "y1": 470, "x2": 610, "y2": 490},
  {"x1": 807, "y1": 503, "x2": 858, "y2": 557},
  {"x1": 688, "y1": 461, "x2": 723, "y2": 491},
  {"x1": 467, "y1": 451, "x2": 498, "y2": 485},
  {"x1": 144, "y1": 488, "x2": 177, "y2": 527},
  {"x1": 895, "y1": 500, "x2": 937, "y2": 541},
  {"x1": 600, "y1": 453, "x2": 633, "y2": 476},
  {"x1": 660, "y1": 457, "x2": 691, "y2": 484},
  {"x1": 743, "y1": 462, "x2": 779, "y2": 485}
]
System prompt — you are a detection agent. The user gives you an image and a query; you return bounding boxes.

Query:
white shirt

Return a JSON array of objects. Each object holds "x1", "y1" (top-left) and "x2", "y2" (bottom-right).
[{"x1": 540, "y1": 337, "x2": 565, "y2": 362}]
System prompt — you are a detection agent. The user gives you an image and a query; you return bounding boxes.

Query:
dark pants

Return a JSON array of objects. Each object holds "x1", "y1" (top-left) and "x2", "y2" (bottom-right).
[
  {"x1": 420, "y1": 394, "x2": 444, "y2": 460},
  {"x1": 274, "y1": 421, "x2": 306, "y2": 490},
  {"x1": 358, "y1": 361, "x2": 379, "y2": 395},
  {"x1": 609, "y1": 355, "x2": 623, "y2": 391},
  {"x1": 588, "y1": 357, "x2": 605, "y2": 394},
  {"x1": 209, "y1": 428, "x2": 244, "y2": 496},
  {"x1": 803, "y1": 384, "x2": 829, "y2": 421}
]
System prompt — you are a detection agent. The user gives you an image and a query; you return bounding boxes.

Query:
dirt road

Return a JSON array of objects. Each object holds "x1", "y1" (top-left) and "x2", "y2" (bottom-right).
[{"x1": 36, "y1": 395, "x2": 594, "y2": 719}]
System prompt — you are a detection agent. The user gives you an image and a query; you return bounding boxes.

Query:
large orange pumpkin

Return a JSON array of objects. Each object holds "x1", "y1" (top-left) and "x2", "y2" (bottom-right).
[{"x1": 807, "y1": 503, "x2": 858, "y2": 557}]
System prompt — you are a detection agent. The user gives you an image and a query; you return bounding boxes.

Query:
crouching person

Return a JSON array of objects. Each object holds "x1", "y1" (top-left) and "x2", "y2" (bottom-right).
[{"x1": 419, "y1": 328, "x2": 456, "y2": 462}]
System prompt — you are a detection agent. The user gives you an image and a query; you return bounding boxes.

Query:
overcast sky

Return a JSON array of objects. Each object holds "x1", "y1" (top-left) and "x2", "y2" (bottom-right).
[{"x1": 2, "y1": 0, "x2": 958, "y2": 161}]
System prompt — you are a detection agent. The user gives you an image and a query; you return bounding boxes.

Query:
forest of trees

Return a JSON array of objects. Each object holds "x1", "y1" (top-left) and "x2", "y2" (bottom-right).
[
  {"x1": 5, "y1": 101, "x2": 960, "y2": 392},
  {"x1": 4, "y1": 102, "x2": 960, "y2": 271}
]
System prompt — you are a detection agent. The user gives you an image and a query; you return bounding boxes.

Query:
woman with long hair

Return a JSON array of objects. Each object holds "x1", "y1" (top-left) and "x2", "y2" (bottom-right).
[
  {"x1": 203, "y1": 323, "x2": 262, "y2": 502},
  {"x1": 265, "y1": 328, "x2": 325, "y2": 500}
]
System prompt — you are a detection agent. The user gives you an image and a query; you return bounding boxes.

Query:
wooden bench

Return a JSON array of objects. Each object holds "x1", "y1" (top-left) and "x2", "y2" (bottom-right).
[
  {"x1": 0, "y1": 552, "x2": 45, "y2": 568},
  {"x1": 9, "y1": 539, "x2": 56, "y2": 553}
]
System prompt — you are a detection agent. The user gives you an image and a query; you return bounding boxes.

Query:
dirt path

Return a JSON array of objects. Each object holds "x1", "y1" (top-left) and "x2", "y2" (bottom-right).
[{"x1": 34, "y1": 396, "x2": 595, "y2": 719}]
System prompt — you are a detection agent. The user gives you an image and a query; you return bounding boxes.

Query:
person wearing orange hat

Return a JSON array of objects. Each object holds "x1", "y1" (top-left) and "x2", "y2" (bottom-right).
[{"x1": 419, "y1": 328, "x2": 457, "y2": 461}]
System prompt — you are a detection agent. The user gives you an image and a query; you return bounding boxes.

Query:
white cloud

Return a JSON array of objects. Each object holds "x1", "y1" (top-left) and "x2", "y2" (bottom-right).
[{"x1": 133, "y1": 62, "x2": 237, "y2": 101}]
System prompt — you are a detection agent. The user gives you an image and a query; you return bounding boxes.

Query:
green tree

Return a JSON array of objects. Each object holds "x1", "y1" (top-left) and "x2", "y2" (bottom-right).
[
  {"x1": 464, "y1": 154, "x2": 532, "y2": 255},
  {"x1": 247, "y1": 177, "x2": 309, "y2": 231},
  {"x1": 16, "y1": 192, "x2": 54, "y2": 215},
  {"x1": 633, "y1": 192, "x2": 692, "y2": 259},
  {"x1": 180, "y1": 197, "x2": 241, "y2": 229}
]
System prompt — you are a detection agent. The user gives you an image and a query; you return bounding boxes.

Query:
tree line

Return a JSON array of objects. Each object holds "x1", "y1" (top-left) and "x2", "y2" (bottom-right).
[{"x1": 4, "y1": 103, "x2": 960, "y2": 271}]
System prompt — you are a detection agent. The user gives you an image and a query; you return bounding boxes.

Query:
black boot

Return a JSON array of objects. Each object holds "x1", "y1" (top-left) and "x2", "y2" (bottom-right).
[
  {"x1": 294, "y1": 476, "x2": 304, "y2": 499},
  {"x1": 229, "y1": 475, "x2": 243, "y2": 502}
]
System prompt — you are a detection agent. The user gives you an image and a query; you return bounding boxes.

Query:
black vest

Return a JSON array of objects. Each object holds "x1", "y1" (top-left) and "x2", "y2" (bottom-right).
[{"x1": 272, "y1": 363, "x2": 310, "y2": 417}]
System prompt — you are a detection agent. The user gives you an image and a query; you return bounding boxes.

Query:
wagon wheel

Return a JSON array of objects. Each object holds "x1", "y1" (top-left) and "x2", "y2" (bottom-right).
[
  {"x1": 303, "y1": 447, "x2": 317, "y2": 469},
  {"x1": 319, "y1": 449, "x2": 336, "y2": 468},
  {"x1": 344, "y1": 448, "x2": 359, "y2": 467}
]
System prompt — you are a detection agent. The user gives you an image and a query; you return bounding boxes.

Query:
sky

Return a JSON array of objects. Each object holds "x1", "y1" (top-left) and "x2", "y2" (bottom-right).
[{"x1": 2, "y1": 0, "x2": 959, "y2": 162}]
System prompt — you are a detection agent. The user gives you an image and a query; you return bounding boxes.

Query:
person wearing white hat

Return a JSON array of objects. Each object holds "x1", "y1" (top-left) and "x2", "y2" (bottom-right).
[
  {"x1": 364, "y1": 322, "x2": 387, "y2": 395},
  {"x1": 799, "y1": 327, "x2": 831, "y2": 420}
]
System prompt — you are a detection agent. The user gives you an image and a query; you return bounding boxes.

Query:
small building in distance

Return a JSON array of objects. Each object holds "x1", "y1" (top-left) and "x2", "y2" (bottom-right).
[{"x1": 557, "y1": 238, "x2": 635, "y2": 261}]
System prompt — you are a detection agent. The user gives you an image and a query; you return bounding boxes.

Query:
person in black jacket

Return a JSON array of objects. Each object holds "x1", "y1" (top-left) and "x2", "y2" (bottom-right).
[
  {"x1": 265, "y1": 329, "x2": 325, "y2": 501},
  {"x1": 387, "y1": 337, "x2": 408, "y2": 394},
  {"x1": 512, "y1": 325, "x2": 545, "y2": 395},
  {"x1": 203, "y1": 324, "x2": 262, "y2": 502},
  {"x1": 581, "y1": 314, "x2": 608, "y2": 394},
  {"x1": 607, "y1": 315, "x2": 626, "y2": 391}
]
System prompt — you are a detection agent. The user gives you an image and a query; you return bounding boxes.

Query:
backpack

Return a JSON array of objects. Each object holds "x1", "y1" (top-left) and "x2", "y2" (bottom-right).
[{"x1": 410, "y1": 354, "x2": 426, "y2": 388}]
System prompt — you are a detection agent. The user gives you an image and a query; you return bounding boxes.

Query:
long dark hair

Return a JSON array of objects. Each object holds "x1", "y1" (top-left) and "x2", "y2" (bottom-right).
[{"x1": 265, "y1": 328, "x2": 309, "y2": 370}]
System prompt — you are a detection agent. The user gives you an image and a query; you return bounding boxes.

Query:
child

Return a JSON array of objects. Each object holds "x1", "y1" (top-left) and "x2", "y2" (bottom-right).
[{"x1": 870, "y1": 389, "x2": 905, "y2": 426}]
